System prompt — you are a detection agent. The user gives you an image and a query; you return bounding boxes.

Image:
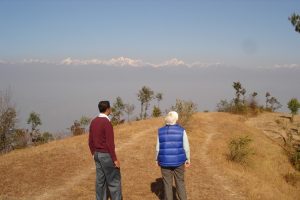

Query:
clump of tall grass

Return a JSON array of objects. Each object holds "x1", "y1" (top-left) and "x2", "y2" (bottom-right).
[
  {"x1": 227, "y1": 135, "x2": 253, "y2": 163},
  {"x1": 284, "y1": 172, "x2": 299, "y2": 186},
  {"x1": 281, "y1": 128, "x2": 300, "y2": 171}
]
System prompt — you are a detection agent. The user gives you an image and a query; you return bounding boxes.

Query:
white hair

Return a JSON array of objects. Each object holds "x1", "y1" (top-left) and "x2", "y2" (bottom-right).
[{"x1": 165, "y1": 111, "x2": 179, "y2": 125}]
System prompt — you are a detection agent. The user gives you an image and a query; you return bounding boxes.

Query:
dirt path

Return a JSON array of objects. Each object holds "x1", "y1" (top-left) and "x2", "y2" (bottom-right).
[
  {"x1": 186, "y1": 113, "x2": 245, "y2": 200},
  {"x1": 32, "y1": 114, "x2": 246, "y2": 200},
  {"x1": 33, "y1": 126, "x2": 159, "y2": 200}
]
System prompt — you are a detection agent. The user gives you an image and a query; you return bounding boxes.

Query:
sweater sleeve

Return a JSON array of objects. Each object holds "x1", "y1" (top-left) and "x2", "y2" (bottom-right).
[
  {"x1": 105, "y1": 121, "x2": 117, "y2": 162},
  {"x1": 183, "y1": 130, "x2": 190, "y2": 163},
  {"x1": 88, "y1": 123, "x2": 95, "y2": 155}
]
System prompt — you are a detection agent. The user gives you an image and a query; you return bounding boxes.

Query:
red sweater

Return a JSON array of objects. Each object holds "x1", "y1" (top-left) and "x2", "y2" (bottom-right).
[{"x1": 88, "y1": 116, "x2": 117, "y2": 161}]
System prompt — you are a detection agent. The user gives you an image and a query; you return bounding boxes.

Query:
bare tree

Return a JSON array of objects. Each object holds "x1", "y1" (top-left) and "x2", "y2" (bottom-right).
[
  {"x1": 27, "y1": 112, "x2": 42, "y2": 142},
  {"x1": 137, "y1": 86, "x2": 154, "y2": 119},
  {"x1": 265, "y1": 92, "x2": 281, "y2": 112},
  {"x1": 80, "y1": 116, "x2": 91, "y2": 132},
  {"x1": 124, "y1": 103, "x2": 135, "y2": 122},
  {"x1": 265, "y1": 92, "x2": 271, "y2": 109},
  {"x1": 268, "y1": 97, "x2": 282, "y2": 112},
  {"x1": 155, "y1": 93, "x2": 163, "y2": 108},
  {"x1": 171, "y1": 99, "x2": 197, "y2": 127},
  {"x1": 248, "y1": 92, "x2": 258, "y2": 111},
  {"x1": 111, "y1": 96, "x2": 125, "y2": 125},
  {"x1": 0, "y1": 89, "x2": 17, "y2": 153},
  {"x1": 233, "y1": 81, "x2": 245, "y2": 106}
]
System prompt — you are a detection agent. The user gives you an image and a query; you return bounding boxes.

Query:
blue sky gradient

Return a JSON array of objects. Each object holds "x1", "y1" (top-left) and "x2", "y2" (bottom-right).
[
  {"x1": 1, "y1": 0, "x2": 300, "y2": 67},
  {"x1": 1, "y1": 1, "x2": 300, "y2": 132}
]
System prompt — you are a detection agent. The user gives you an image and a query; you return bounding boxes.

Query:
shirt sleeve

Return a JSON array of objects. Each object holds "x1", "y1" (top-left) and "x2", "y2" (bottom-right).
[
  {"x1": 183, "y1": 130, "x2": 190, "y2": 163},
  {"x1": 156, "y1": 135, "x2": 159, "y2": 161},
  {"x1": 105, "y1": 121, "x2": 117, "y2": 162},
  {"x1": 88, "y1": 123, "x2": 95, "y2": 155}
]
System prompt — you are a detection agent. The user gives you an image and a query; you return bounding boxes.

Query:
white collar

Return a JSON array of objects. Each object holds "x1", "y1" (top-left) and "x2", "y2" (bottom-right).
[
  {"x1": 166, "y1": 123, "x2": 177, "y2": 125},
  {"x1": 98, "y1": 113, "x2": 110, "y2": 121}
]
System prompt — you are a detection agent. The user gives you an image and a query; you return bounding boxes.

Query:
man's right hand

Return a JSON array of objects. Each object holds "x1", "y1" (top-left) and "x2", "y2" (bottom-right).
[
  {"x1": 114, "y1": 160, "x2": 120, "y2": 168},
  {"x1": 155, "y1": 161, "x2": 160, "y2": 167}
]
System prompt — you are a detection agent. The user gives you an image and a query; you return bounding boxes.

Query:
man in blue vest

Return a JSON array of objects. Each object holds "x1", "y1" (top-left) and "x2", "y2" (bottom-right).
[{"x1": 156, "y1": 111, "x2": 190, "y2": 200}]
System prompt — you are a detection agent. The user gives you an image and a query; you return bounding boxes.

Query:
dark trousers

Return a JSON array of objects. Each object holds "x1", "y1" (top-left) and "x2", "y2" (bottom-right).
[
  {"x1": 94, "y1": 152, "x2": 122, "y2": 200},
  {"x1": 161, "y1": 164, "x2": 187, "y2": 200}
]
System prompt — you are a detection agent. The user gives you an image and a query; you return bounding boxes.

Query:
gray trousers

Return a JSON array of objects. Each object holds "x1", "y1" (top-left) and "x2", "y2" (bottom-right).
[
  {"x1": 94, "y1": 152, "x2": 122, "y2": 200},
  {"x1": 161, "y1": 164, "x2": 187, "y2": 200}
]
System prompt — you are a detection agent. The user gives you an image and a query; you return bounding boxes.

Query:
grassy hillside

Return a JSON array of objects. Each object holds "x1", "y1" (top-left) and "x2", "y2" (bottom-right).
[{"x1": 0, "y1": 112, "x2": 299, "y2": 200}]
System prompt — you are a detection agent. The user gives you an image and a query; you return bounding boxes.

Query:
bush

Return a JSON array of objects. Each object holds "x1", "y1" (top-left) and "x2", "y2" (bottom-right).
[
  {"x1": 41, "y1": 132, "x2": 54, "y2": 143},
  {"x1": 70, "y1": 120, "x2": 85, "y2": 136},
  {"x1": 12, "y1": 129, "x2": 29, "y2": 149},
  {"x1": 231, "y1": 103, "x2": 248, "y2": 115},
  {"x1": 216, "y1": 99, "x2": 248, "y2": 115},
  {"x1": 284, "y1": 172, "x2": 299, "y2": 186},
  {"x1": 290, "y1": 150, "x2": 300, "y2": 171},
  {"x1": 111, "y1": 96, "x2": 125, "y2": 126},
  {"x1": 216, "y1": 99, "x2": 233, "y2": 112},
  {"x1": 228, "y1": 136, "x2": 253, "y2": 163},
  {"x1": 171, "y1": 99, "x2": 197, "y2": 127},
  {"x1": 287, "y1": 98, "x2": 300, "y2": 122},
  {"x1": 284, "y1": 130, "x2": 300, "y2": 171},
  {"x1": 152, "y1": 106, "x2": 162, "y2": 117}
]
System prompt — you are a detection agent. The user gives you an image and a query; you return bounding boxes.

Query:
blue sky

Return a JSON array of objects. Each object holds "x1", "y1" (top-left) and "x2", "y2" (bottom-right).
[
  {"x1": 1, "y1": 0, "x2": 300, "y2": 67},
  {"x1": 1, "y1": 1, "x2": 300, "y2": 132}
]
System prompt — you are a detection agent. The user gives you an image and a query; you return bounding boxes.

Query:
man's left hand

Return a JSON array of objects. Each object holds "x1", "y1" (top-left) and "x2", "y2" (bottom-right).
[{"x1": 185, "y1": 161, "x2": 191, "y2": 168}]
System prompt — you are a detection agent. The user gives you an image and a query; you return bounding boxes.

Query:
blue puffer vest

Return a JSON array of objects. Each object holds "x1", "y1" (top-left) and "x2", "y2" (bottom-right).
[{"x1": 158, "y1": 124, "x2": 187, "y2": 167}]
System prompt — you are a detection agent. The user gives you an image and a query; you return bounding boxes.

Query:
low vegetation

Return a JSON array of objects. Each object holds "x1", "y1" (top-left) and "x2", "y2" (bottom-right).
[
  {"x1": 171, "y1": 99, "x2": 197, "y2": 128},
  {"x1": 0, "y1": 89, "x2": 55, "y2": 154},
  {"x1": 227, "y1": 135, "x2": 253, "y2": 163},
  {"x1": 217, "y1": 81, "x2": 282, "y2": 116},
  {"x1": 284, "y1": 172, "x2": 300, "y2": 186},
  {"x1": 152, "y1": 106, "x2": 161, "y2": 118},
  {"x1": 2, "y1": 112, "x2": 300, "y2": 199},
  {"x1": 287, "y1": 98, "x2": 300, "y2": 123},
  {"x1": 284, "y1": 129, "x2": 300, "y2": 171}
]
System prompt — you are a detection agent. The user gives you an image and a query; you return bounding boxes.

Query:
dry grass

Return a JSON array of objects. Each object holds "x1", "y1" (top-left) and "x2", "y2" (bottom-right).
[
  {"x1": 209, "y1": 112, "x2": 300, "y2": 200},
  {"x1": 0, "y1": 112, "x2": 299, "y2": 200}
]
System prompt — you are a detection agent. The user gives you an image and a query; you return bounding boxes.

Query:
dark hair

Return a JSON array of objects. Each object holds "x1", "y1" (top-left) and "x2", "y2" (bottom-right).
[{"x1": 98, "y1": 101, "x2": 110, "y2": 113}]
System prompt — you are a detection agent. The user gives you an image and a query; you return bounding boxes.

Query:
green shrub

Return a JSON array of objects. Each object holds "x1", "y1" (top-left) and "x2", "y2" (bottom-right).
[
  {"x1": 287, "y1": 98, "x2": 300, "y2": 122},
  {"x1": 228, "y1": 136, "x2": 253, "y2": 163}
]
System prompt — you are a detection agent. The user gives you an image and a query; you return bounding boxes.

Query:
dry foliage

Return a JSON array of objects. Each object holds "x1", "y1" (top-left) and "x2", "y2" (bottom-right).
[
  {"x1": 0, "y1": 112, "x2": 300, "y2": 200},
  {"x1": 227, "y1": 136, "x2": 253, "y2": 163}
]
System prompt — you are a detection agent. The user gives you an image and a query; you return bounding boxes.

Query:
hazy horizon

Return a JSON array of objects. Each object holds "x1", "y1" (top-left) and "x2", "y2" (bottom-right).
[{"x1": 1, "y1": 63, "x2": 299, "y2": 132}]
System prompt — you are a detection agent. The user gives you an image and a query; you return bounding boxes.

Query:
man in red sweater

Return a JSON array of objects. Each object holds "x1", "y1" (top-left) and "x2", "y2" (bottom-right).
[{"x1": 89, "y1": 101, "x2": 122, "y2": 200}]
